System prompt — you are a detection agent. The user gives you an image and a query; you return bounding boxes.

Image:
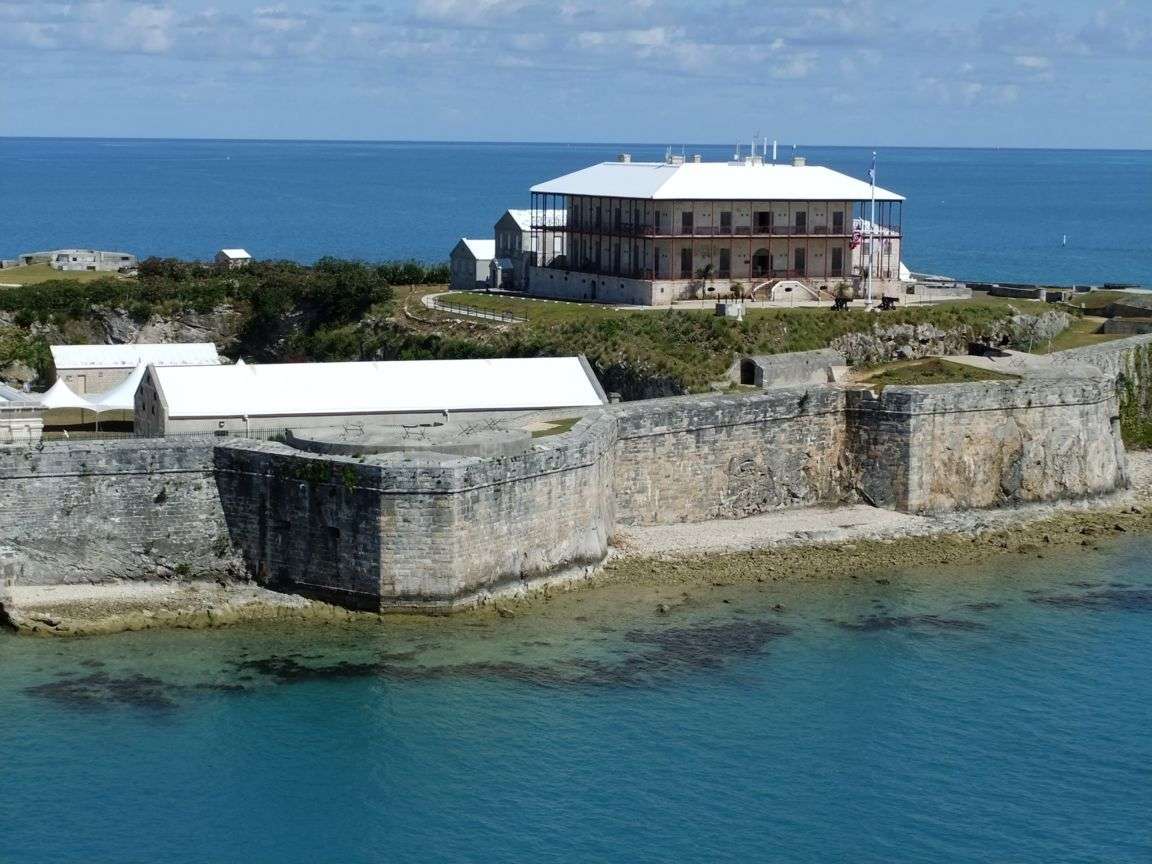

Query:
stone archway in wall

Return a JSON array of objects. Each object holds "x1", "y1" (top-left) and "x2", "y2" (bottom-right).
[{"x1": 751, "y1": 248, "x2": 770, "y2": 279}]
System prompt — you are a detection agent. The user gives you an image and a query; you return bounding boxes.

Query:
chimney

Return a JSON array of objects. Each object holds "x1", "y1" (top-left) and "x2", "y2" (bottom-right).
[
  {"x1": 792, "y1": 155, "x2": 806, "y2": 167},
  {"x1": 617, "y1": 153, "x2": 632, "y2": 163}
]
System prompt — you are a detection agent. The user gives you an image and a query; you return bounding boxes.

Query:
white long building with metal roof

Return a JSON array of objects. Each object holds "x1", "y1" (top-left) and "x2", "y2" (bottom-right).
[
  {"x1": 135, "y1": 356, "x2": 608, "y2": 436},
  {"x1": 526, "y1": 152, "x2": 905, "y2": 305},
  {"x1": 51, "y1": 342, "x2": 222, "y2": 394}
]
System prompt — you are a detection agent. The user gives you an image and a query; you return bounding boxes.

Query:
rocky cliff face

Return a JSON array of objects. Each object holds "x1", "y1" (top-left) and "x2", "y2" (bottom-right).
[{"x1": 829, "y1": 311, "x2": 1071, "y2": 366}]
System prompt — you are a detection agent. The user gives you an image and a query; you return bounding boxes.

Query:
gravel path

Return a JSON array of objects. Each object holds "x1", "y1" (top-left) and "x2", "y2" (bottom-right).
[{"x1": 616, "y1": 452, "x2": 1152, "y2": 559}]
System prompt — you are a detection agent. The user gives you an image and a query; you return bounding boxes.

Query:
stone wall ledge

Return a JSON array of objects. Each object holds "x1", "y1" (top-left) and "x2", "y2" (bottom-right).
[
  {"x1": 612, "y1": 387, "x2": 846, "y2": 438},
  {"x1": 0, "y1": 437, "x2": 218, "y2": 480},
  {"x1": 214, "y1": 411, "x2": 618, "y2": 496},
  {"x1": 846, "y1": 377, "x2": 1117, "y2": 418}
]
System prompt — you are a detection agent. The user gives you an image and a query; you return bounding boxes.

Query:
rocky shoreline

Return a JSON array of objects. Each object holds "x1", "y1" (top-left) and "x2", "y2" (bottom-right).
[{"x1": 4, "y1": 452, "x2": 1150, "y2": 638}]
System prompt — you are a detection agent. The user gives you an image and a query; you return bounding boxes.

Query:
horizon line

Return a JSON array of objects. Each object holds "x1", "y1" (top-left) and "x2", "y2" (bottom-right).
[{"x1": 0, "y1": 134, "x2": 1149, "y2": 153}]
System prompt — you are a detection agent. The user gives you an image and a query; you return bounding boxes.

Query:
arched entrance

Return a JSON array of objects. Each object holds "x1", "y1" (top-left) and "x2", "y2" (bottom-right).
[{"x1": 751, "y1": 248, "x2": 770, "y2": 279}]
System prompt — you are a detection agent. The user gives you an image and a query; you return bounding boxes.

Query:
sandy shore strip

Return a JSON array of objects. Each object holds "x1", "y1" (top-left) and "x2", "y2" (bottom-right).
[{"x1": 615, "y1": 452, "x2": 1152, "y2": 560}]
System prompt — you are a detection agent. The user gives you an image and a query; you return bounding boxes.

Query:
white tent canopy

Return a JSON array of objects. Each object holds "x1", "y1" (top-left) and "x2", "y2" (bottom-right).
[
  {"x1": 39, "y1": 371, "x2": 143, "y2": 415},
  {"x1": 39, "y1": 378, "x2": 99, "y2": 411},
  {"x1": 91, "y1": 363, "x2": 147, "y2": 411}
]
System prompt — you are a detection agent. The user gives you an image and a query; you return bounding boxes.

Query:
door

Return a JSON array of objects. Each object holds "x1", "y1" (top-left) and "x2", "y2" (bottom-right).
[
  {"x1": 794, "y1": 247, "x2": 806, "y2": 276},
  {"x1": 752, "y1": 249, "x2": 770, "y2": 277},
  {"x1": 680, "y1": 247, "x2": 693, "y2": 278},
  {"x1": 832, "y1": 211, "x2": 845, "y2": 233},
  {"x1": 795, "y1": 211, "x2": 807, "y2": 232}
]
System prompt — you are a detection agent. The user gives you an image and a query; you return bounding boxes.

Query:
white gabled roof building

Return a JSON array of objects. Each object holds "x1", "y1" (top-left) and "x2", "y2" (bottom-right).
[
  {"x1": 526, "y1": 153, "x2": 906, "y2": 306},
  {"x1": 136, "y1": 356, "x2": 607, "y2": 435},
  {"x1": 51, "y1": 342, "x2": 221, "y2": 372},
  {"x1": 51, "y1": 342, "x2": 222, "y2": 395}
]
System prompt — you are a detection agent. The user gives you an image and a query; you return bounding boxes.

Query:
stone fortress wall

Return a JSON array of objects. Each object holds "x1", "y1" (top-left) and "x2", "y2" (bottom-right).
[{"x1": 1, "y1": 340, "x2": 1141, "y2": 611}]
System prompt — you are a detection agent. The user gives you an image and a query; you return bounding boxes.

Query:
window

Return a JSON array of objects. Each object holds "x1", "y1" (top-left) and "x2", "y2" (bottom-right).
[
  {"x1": 719, "y1": 211, "x2": 732, "y2": 232},
  {"x1": 831, "y1": 246, "x2": 843, "y2": 275},
  {"x1": 795, "y1": 211, "x2": 807, "y2": 231},
  {"x1": 832, "y1": 211, "x2": 844, "y2": 233},
  {"x1": 680, "y1": 247, "x2": 692, "y2": 278},
  {"x1": 681, "y1": 211, "x2": 694, "y2": 234}
]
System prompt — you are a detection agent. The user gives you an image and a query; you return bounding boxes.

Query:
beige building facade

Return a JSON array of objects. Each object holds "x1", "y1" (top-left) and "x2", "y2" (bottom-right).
[{"x1": 527, "y1": 155, "x2": 904, "y2": 306}]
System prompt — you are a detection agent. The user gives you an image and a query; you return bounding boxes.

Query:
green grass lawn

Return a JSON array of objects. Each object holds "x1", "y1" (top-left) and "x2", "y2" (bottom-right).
[
  {"x1": 0, "y1": 263, "x2": 129, "y2": 285},
  {"x1": 531, "y1": 417, "x2": 581, "y2": 438},
  {"x1": 1035, "y1": 316, "x2": 1127, "y2": 353},
  {"x1": 1062, "y1": 290, "x2": 1134, "y2": 312},
  {"x1": 446, "y1": 291, "x2": 638, "y2": 323},
  {"x1": 860, "y1": 358, "x2": 1020, "y2": 389}
]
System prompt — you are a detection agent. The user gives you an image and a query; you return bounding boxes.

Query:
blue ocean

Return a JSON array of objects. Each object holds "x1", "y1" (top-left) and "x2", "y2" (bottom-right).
[
  {"x1": 2, "y1": 537, "x2": 1151, "y2": 864},
  {"x1": 1, "y1": 138, "x2": 1149, "y2": 286}
]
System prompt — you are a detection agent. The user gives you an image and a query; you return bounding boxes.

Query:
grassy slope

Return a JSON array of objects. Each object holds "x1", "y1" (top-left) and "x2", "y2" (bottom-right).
[
  {"x1": 0, "y1": 264, "x2": 125, "y2": 285},
  {"x1": 407, "y1": 292, "x2": 1045, "y2": 394}
]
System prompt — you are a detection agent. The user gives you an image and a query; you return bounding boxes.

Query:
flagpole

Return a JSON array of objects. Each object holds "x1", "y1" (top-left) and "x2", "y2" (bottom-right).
[{"x1": 867, "y1": 151, "x2": 876, "y2": 305}]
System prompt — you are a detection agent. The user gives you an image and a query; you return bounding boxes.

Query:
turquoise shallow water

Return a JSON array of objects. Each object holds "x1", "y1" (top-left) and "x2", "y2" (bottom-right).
[
  {"x1": 1, "y1": 139, "x2": 1149, "y2": 285},
  {"x1": 2, "y1": 538, "x2": 1151, "y2": 863}
]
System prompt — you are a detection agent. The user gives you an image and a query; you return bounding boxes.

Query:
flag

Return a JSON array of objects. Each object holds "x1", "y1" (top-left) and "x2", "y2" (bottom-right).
[
  {"x1": 868, "y1": 151, "x2": 876, "y2": 186},
  {"x1": 850, "y1": 229, "x2": 862, "y2": 249}
]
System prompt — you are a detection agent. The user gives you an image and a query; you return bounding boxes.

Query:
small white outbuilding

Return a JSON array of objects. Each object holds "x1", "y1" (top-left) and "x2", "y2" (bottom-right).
[
  {"x1": 449, "y1": 238, "x2": 496, "y2": 291},
  {"x1": 215, "y1": 248, "x2": 253, "y2": 269}
]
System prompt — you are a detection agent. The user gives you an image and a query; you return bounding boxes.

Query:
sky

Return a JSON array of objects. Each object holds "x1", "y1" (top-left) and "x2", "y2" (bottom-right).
[{"x1": 1, "y1": 0, "x2": 1149, "y2": 148}]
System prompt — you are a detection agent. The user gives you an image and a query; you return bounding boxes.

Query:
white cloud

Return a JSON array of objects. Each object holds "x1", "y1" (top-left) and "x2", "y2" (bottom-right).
[{"x1": 1014, "y1": 55, "x2": 1050, "y2": 70}]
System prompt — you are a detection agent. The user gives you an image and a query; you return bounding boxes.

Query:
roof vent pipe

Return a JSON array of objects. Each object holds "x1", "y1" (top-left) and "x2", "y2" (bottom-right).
[
  {"x1": 792, "y1": 156, "x2": 806, "y2": 167},
  {"x1": 617, "y1": 153, "x2": 631, "y2": 163}
]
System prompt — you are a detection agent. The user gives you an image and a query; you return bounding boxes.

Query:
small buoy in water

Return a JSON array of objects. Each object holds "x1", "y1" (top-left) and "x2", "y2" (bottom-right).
[{"x1": 1062, "y1": 234, "x2": 1067, "y2": 246}]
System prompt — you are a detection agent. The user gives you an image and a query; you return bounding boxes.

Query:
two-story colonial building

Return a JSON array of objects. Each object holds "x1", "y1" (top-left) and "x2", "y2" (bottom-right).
[{"x1": 526, "y1": 153, "x2": 904, "y2": 306}]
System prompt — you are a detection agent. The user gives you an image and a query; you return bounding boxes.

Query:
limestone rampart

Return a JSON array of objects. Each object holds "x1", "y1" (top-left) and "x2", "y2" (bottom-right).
[
  {"x1": 611, "y1": 388, "x2": 847, "y2": 525},
  {"x1": 0, "y1": 362, "x2": 1133, "y2": 611},
  {"x1": 1049, "y1": 334, "x2": 1152, "y2": 444},
  {"x1": 849, "y1": 377, "x2": 1124, "y2": 512},
  {"x1": 0, "y1": 437, "x2": 239, "y2": 585},
  {"x1": 213, "y1": 413, "x2": 616, "y2": 610}
]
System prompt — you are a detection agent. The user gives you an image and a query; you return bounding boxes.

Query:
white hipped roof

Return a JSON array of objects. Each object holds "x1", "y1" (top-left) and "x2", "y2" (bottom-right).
[
  {"x1": 150, "y1": 356, "x2": 607, "y2": 419},
  {"x1": 51, "y1": 342, "x2": 221, "y2": 371},
  {"x1": 456, "y1": 238, "x2": 496, "y2": 260},
  {"x1": 218, "y1": 248, "x2": 251, "y2": 259},
  {"x1": 532, "y1": 160, "x2": 904, "y2": 202}
]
